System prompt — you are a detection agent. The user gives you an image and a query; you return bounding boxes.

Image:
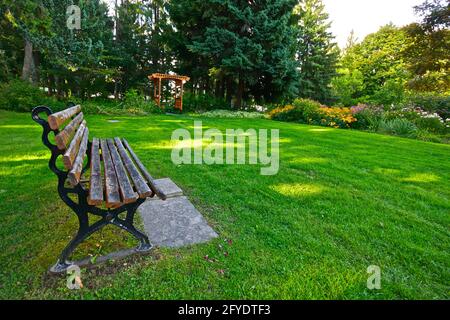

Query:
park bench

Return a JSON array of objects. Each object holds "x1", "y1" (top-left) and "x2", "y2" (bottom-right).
[{"x1": 32, "y1": 103, "x2": 167, "y2": 273}]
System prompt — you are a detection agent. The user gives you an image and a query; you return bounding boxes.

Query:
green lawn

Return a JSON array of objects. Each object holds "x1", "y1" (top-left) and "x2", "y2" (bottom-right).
[{"x1": 0, "y1": 109, "x2": 449, "y2": 299}]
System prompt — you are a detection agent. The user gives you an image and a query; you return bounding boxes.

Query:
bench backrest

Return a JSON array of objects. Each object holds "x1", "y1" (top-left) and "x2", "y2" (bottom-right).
[{"x1": 47, "y1": 105, "x2": 89, "y2": 186}]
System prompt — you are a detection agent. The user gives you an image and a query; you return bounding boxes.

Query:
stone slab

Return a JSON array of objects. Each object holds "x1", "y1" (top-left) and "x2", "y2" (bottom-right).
[
  {"x1": 139, "y1": 196, "x2": 218, "y2": 248},
  {"x1": 153, "y1": 178, "x2": 183, "y2": 199}
]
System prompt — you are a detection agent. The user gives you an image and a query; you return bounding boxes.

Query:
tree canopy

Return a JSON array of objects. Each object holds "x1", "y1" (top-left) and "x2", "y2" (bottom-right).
[{"x1": 0, "y1": 0, "x2": 448, "y2": 108}]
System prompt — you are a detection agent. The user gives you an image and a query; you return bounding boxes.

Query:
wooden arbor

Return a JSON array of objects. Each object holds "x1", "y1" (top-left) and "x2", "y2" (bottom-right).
[{"x1": 149, "y1": 73, "x2": 190, "y2": 111}]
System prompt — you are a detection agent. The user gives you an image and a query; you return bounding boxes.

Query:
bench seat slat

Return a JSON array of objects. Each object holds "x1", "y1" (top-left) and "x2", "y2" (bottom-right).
[
  {"x1": 114, "y1": 137, "x2": 152, "y2": 198},
  {"x1": 88, "y1": 138, "x2": 103, "y2": 206},
  {"x1": 122, "y1": 138, "x2": 167, "y2": 200},
  {"x1": 48, "y1": 105, "x2": 81, "y2": 130},
  {"x1": 100, "y1": 139, "x2": 121, "y2": 208},
  {"x1": 107, "y1": 139, "x2": 138, "y2": 204},
  {"x1": 67, "y1": 127, "x2": 89, "y2": 186},
  {"x1": 63, "y1": 120, "x2": 87, "y2": 170},
  {"x1": 55, "y1": 112, "x2": 84, "y2": 150}
]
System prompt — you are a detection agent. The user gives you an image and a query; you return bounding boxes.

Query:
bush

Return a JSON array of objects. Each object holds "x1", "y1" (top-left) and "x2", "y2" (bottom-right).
[
  {"x1": 331, "y1": 69, "x2": 365, "y2": 107},
  {"x1": 350, "y1": 104, "x2": 384, "y2": 130},
  {"x1": 183, "y1": 92, "x2": 229, "y2": 112},
  {"x1": 200, "y1": 109, "x2": 266, "y2": 119},
  {"x1": 268, "y1": 105, "x2": 302, "y2": 122},
  {"x1": 269, "y1": 98, "x2": 322, "y2": 123},
  {"x1": 377, "y1": 118, "x2": 418, "y2": 138},
  {"x1": 121, "y1": 89, "x2": 162, "y2": 114},
  {"x1": 407, "y1": 93, "x2": 450, "y2": 111},
  {"x1": 383, "y1": 105, "x2": 447, "y2": 134},
  {"x1": 0, "y1": 79, "x2": 64, "y2": 112},
  {"x1": 292, "y1": 98, "x2": 323, "y2": 123},
  {"x1": 369, "y1": 80, "x2": 406, "y2": 107},
  {"x1": 318, "y1": 107, "x2": 357, "y2": 129},
  {"x1": 407, "y1": 93, "x2": 450, "y2": 119},
  {"x1": 414, "y1": 116, "x2": 446, "y2": 134}
]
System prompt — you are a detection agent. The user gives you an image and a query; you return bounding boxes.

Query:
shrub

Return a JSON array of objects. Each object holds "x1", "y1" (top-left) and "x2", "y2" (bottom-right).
[
  {"x1": 121, "y1": 89, "x2": 162, "y2": 114},
  {"x1": 269, "y1": 99, "x2": 322, "y2": 123},
  {"x1": 0, "y1": 79, "x2": 64, "y2": 112},
  {"x1": 414, "y1": 116, "x2": 446, "y2": 134},
  {"x1": 200, "y1": 109, "x2": 266, "y2": 119},
  {"x1": 407, "y1": 93, "x2": 450, "y2": 119},
  {"x1": 292, "y1": 98, "x2": 322, "y2": 123},
  {"x1": 183, "y1": 92, "x2": 229, "y2": 112},
  {"x1": 331, "y1": 68, "x2": 365, "y2": 107},
  {"x1": 369, "y1": 80, "x2": 406, "y2": 107},
  {"x1": 383, "y1": 105, "x2": 447, "y2": 134},
  {"x1": 377, "y1": 118, "x2": 418, "y2": 138},
  {"x1": 318, "y1": 106, "x2": 357, "y2": 129},
  {"x1": 268, "y1": 105, "x2": 302, "y2": 122},
  {"x1": 350, "y1": 104, "x2": 383, "y2": 130}
]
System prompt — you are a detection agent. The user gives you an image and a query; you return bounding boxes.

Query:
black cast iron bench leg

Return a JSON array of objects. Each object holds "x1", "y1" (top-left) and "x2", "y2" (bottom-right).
[{"x1": 51, "y1": 200, "x2": 152, "y2": 273}]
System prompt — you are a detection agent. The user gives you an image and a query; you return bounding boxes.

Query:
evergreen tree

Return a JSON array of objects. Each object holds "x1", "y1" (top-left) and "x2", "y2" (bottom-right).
[
  {"x1": 295, "y1": 0, "x2": 338, "y2": 104},
  {"x1": 114, "y1": 0, "x2": 173, "y2": 95},
  {"x1": 1, "y1": 0, "x2": 53, "y2": 84},
  {"x1": 182, "y1": 0, "x2": 298, "y2": 108},
  {"x1": 41, "y1": 0, "x2": 115, "y2": 98}
]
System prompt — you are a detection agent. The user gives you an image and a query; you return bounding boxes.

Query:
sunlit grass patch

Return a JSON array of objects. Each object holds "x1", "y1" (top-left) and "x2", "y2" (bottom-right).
[{"x1": 0, "y1": 110, "x2": 449, "y2": 300}]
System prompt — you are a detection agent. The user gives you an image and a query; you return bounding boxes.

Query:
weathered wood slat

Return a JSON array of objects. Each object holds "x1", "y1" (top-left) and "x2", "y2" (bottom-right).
[
  {"x1": 100, "y1": 139, "x2": 121, "y2": 208},
  {"x1": 88, "y1": 138, "x2": 103, "y2": 206},
  {"x1": 107, "y1": 139, "x2": 138, "y2": 204},
  {"x1": 67, "y1": 127, "x2": 89, "y2": 186},
  {"x1": 48, "y1": 105, "x2": 81, "y2": 130},
  {"x1": 62, "y1": 120, "x2": 87, "y2": 170},
  {"x1": 122, "y1": 138, "x2": 167, "y2": 200},
  {"x1": 114, "y1": 137, "x2": 152, "y2": 198},
  {"x1": 55, "y1": 112, "x2": 84, "y2": 150}
]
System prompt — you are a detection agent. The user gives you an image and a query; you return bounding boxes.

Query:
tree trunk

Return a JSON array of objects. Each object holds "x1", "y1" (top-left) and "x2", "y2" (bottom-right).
[
  {"x1": 235, "y1": 74, "x2": 244, "y2": 109},
  {"x1": 21, "y1": 38, "x2": 36, "y2": 84},
  {"x1": 48, "y1": 74, "x2": 54, "y2": 96},
  {"x1": 215, "y1": 78, "x2": 221, "y2": 98},
  {"x1": 226, "y1": 77, "x2": 233, "y2": 106},
  {"x1": 55, "y1": 76, "x2": 62, "y2": 98},
  {"x1": 114, "y1": 81, "x2": 120, "y2": 100}
]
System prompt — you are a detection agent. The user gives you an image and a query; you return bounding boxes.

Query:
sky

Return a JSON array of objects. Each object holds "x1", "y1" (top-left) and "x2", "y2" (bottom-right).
[{"x1": 323, "y1": 0, "x2": 424, "y2": 48}]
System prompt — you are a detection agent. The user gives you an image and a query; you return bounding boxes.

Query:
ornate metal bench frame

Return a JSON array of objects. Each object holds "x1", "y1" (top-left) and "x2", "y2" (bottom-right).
[{"x1": 32, "y1": 104, "x2": 152, "y2": 273}]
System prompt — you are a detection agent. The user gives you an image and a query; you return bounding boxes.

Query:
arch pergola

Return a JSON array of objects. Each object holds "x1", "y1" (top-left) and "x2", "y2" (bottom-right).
[{"x1": 148, "y1": 73, "x2": 190, "y2": 111}]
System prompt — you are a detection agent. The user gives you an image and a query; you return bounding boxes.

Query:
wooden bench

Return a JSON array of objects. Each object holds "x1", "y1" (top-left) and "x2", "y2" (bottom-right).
[{"x1": 32, "y1": 104, "x2": 166, "y2": 273}]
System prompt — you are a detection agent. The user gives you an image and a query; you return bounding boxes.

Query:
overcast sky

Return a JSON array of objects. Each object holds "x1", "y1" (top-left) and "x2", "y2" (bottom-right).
[{"x1": 323, "y1": 0, "x2": 423, "y2": 47}]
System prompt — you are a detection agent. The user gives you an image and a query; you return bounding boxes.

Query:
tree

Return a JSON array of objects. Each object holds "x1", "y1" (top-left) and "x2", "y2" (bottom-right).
[
  {"x1": 402, "y1": 0, "x2": 450, "y2": 93},
  {"x1": 1, "y1": 0, "x2": 52, "y2": 84},
  {"x1": 114, "y1": 0, "x2": 173, "y2": 96},
  {"x1": 331, "y1": 68, "x2": 364, "y2": 106},
  {"x1": 414, "y1": 0, "x2": 450, "y2": 31},
  {"x1": 180, "y1": 0, "x2": 298, "y2": 108},
  {"x1": 338, "y1": 25, "x2": 410, "y2": 105},
  {"x1": 402, "y1": 23, "x2": 449, "y2": 93},
  {"x1": 294, "y1": 0, "x2": 339, "y2": 104},
  {"x1": 40, "y1": 0, "x2": 115, "y2": 98}
]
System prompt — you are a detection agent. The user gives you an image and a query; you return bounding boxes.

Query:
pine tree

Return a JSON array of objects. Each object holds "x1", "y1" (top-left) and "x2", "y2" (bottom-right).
[
  {"x1": 1, "y1": 0, "x2": 53, "y2": 84},
  {"x1": 114, "y1": 0, "x2": 173, "y2": 95},
  {"x1": 295, "y1": 0, "x2": 338, "y2": 104},
  {"x1": 181, "y1": 0, "x2": 298, "y2": 108},
  {"x1": 41, "y1": 0, "x2": 115, "y2": 98}
]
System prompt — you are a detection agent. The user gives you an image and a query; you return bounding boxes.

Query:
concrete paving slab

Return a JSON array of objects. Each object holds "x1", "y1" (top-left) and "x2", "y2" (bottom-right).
[
  {"x1": 139, "y1": 196, "x2": 218, "y2": 248},
  {"x1": 153, "y1": 178, "x2": 183, "y2": 199}
]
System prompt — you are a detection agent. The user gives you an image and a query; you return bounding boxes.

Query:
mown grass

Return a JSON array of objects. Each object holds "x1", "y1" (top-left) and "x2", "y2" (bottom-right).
[{"x1": 0, "y1": 109, "x2": 449, "y2": 299}]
